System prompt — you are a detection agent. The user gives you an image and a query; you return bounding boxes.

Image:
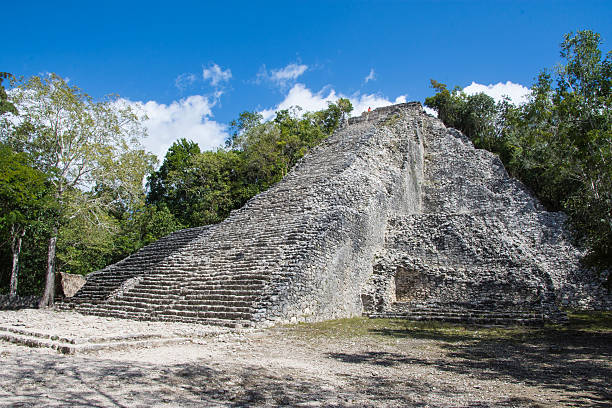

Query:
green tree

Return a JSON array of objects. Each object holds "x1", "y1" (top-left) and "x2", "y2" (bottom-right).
[
  {"x1": 546, "y1": 31, "x2": 611, "y2": 270},
  {"x1": 227, "y1": 111, "x2": 263, "y2": 149},
  {"x1": 0, "y1": 73, "x2": 17, "y2": 116},
  {"x1": 147, "y1": 138, "x2": 201, "y2": 206},
  {"x1": 147, "y1": 139, "x2": 203, "y2": 226},
  {"x1": 4, "y1": 74, "x2": 153, "y2": 307},
  {"x1": 0, "y1": 145, "x2": 50, "y2": 297}
]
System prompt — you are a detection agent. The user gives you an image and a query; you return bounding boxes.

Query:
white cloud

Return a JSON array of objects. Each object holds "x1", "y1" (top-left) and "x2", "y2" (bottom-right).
[
  {"x1": 364, "y1": 68, "x2": 376, "y2": 83},
  {"x1": 123, "y1": 95, "x2": 228, "y2": 160},
  {"x1": 259, "y1": 83, "x2": 336, "y2": 120},
  {"x1": 260, "y1": 83, "x2": 407, "y2": 121},
  {"x1": 202, "y1": 63, "x2": 232, "y2": 86},
  {"x1": 256, "y1": 63, "x2": 308, "y2": 89},
  {"x1": 423, "y1": 106, "x2": 438, "y2": 117},
  {"x1": 463, "y1": 81, "x2": 531, "y2": 105}
]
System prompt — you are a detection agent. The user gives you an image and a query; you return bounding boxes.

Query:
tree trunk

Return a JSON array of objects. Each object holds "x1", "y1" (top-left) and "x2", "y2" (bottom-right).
[
  {"x1": 38, "y1": 223, "x2": 58, "y2": 308},
  {"x1": 9, "y1": 225, "x2": 25, "y2": 298}
]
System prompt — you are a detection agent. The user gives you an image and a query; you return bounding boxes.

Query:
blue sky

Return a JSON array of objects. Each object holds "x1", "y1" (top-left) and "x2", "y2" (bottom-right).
[{"x1": 3, "y1": 1, "x2": 611, "y2": 159}]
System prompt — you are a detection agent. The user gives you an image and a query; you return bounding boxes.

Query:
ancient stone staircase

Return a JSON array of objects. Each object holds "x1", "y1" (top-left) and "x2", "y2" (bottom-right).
[
  {"x1": 366, "y1": 303, "x2": 568, "y2": 326},
  {"x1": 66, "y1": 226, "x2": 210, "y2": 304}
]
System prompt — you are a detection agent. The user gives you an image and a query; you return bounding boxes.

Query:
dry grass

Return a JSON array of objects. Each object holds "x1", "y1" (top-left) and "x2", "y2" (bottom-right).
[{"x1": 280, "y1": 311, "x2": 612, "y2": 343}]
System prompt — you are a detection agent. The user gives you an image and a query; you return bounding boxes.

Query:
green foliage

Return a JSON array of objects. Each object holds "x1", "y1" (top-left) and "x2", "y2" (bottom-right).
[
  {"x1": 426, "y1": 30, "x2": 612, "y2": 277},
  {"x1": 0, "y1": 144, "x2": 51, "y2": 230},
  {"x1": 147, "y1": 138, "x2": 201, "y2": 206},
  {"x1": 0, "y1": 144, "x2": 51, "y2": 295},
  {"x1": 55, "y1": 195, "x2": 118, "y2": 276},
  {"x1": 106, "y1": 203, "x2": 185, "y2": 266},
  {"x1": 0, "y1": 73, "x2": 154, "y2": 302}
]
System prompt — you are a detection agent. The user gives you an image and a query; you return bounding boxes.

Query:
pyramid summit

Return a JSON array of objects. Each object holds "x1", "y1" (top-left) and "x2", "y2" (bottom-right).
[{"x1": 62, "y1": 103, "x2": 611, "y2": 327}]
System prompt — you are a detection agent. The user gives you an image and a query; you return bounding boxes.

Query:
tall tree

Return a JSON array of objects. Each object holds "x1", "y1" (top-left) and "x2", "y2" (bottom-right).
[
  {"x1": 147, "y1": 138, "x2": 201, "y2": 209},
  {"x1": 4, "y1": 74, "x2": 152, "y2": 307},
  {"x1": 0, "y1": 145, "x2": 49, "y2": 297}
]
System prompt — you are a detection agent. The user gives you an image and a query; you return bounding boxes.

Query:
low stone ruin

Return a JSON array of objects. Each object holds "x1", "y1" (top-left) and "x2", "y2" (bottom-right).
[{"x1": 61, "y1": 103, "x2": 611, "y2": 327}]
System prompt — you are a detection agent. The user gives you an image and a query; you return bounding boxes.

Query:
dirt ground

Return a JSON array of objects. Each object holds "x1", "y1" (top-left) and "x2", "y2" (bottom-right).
[{"x1": 0, "y1": 310, "x2": 610, "y2": 407}]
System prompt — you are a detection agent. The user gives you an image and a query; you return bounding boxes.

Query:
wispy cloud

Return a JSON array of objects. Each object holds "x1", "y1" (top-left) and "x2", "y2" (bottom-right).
[
  {"x1": 174, "y1": 73, "x2": 197, "y2": 90},
  {"x1": 256, "y1": 62, "x2": 308, "y2": 89},
  {"x1": 364, "y1": 68, "x2": 376, "y2": 83},
  {"x1": 202, "y1": 63, "x2": 232, "y2": 87},
  {"x1": 174, "y1": 62, "x2": 232, "y2": 95}
]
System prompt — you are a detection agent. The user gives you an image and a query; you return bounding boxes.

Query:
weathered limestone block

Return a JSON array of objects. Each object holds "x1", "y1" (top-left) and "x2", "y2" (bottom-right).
[{"x1": 57, "y1": 273, "x2": 86, "y2": 298}]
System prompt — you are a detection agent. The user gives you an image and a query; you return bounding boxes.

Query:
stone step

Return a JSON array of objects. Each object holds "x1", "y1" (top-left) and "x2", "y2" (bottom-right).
[
  {"x1": 390, "y1": 304, "x2": 555, "y2": 317},
  {"x1": 0, "y1": 327, "x2": 189, "y2": 354},
  {"x1": 155, "y1": 315, "x2": 253, "y2": 328},
  {"x1": 184, "y1": 293, "x2": 258, "y2": 302},
  {"x1": 83, "y1": 304, "x2": 151, "y2": 314},
  {"x1": 106, "y1": 298, "x2": 175, "y2": 308},
  {"x1": 0, "y1": 325, "x2": 166, "y2": 345},
  {"x1": 179, "y1": 298, "x2": 253, "y2": 307},
  {"x1": 164, "y1": 303, "x2": 255, "y2": 313},
  {"x1": 187, "y1": 283, "x2": 265, "y2": 291},
  {"x1": 368, "y1": 312, "x2": 547, "y2": 326},
  {"x1": 390, "y1": 309, "x2": 544, "y2": 319},
  {"x1": 158, "y1": 309, "x2": 252, "y2": 321},
  {"x1": 182, "y1": 289, "x2": 262, "y2": 297},
  {"x1": 367, "y1": 305, "x2": 568, "y2": 326},
  {"x1": 126, "y1": 288, "x2": 182, "y2": 296}
]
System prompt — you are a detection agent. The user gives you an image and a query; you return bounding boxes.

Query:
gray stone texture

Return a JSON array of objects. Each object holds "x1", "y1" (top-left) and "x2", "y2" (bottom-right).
[
  {"x1": 57, "y1": 272, "x2": 86, "y2": 298},
  {"x1": 62, "y1": 103, "x2": 611, "y2": 326}
]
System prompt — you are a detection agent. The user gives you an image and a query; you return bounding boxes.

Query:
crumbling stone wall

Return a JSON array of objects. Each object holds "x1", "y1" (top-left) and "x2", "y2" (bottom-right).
[{"x1": 0, "y1": 295, "x2": 38, "y2": 310}]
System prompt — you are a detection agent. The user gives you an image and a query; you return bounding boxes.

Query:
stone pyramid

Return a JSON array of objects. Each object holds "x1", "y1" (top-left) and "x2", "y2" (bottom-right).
[{"x1": 62, "y1": 103, "x2": 610, "y2": 327}]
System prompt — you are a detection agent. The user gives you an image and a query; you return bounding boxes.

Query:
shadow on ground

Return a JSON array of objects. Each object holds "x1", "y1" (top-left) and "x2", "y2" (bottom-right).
[
  {"x1": 0, "y1": 350, "x2": 452, "y2": 407},
  {"x1": 2, "y1": 354, "x2": 327, "y2": 407},
  {"x1": 0, "y1": 348, "x2": 541, "y2": 407},
  {"x1": 325, "y1": 322, "x2": 612, "y2": 408}
]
